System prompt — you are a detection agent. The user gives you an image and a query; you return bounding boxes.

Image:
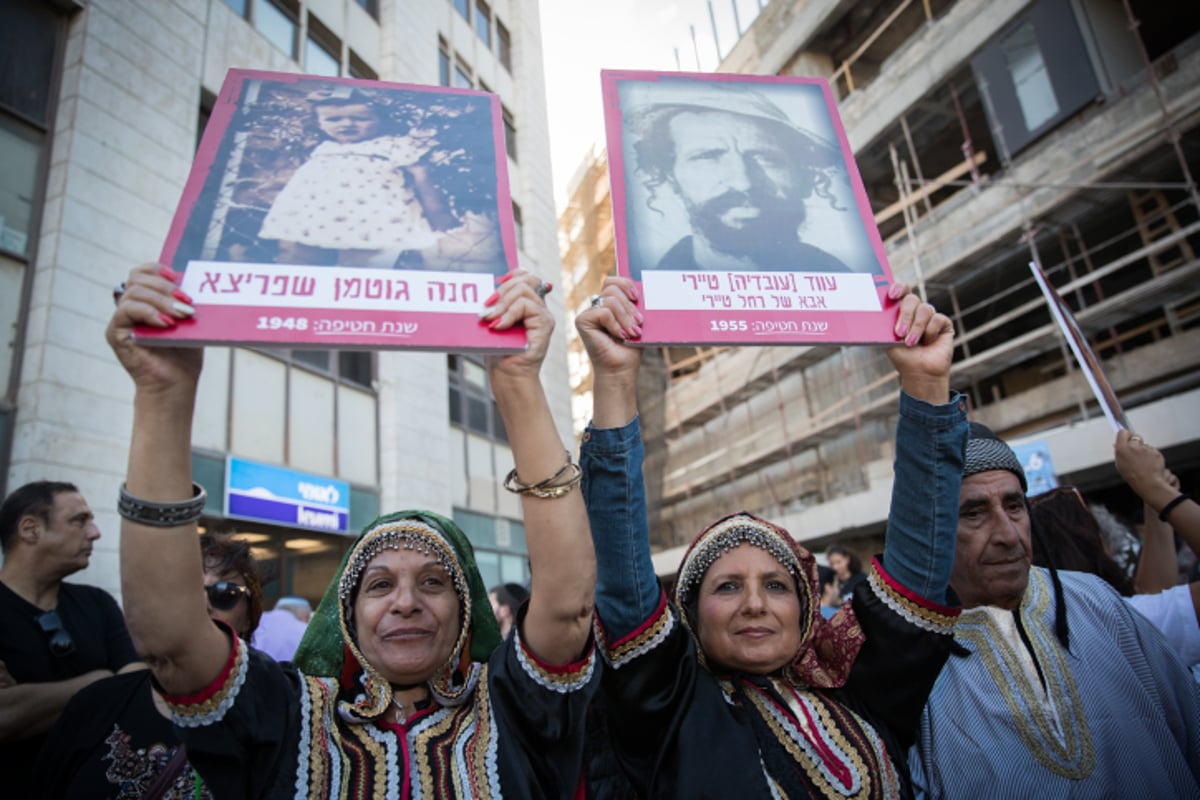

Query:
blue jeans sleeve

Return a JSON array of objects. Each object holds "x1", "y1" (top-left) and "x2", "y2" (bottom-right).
[
  {"x1": 880, "y1": 391, "x2": 968, "y2": 605},
  {"x1": 580, "y1": 416, "x2": 662, "y2": 638}
]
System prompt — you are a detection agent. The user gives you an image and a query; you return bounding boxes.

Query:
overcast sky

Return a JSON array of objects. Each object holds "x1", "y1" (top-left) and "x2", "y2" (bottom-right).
[{"x1": 537, "y1": 0, "x2": 765, "y2": 210}]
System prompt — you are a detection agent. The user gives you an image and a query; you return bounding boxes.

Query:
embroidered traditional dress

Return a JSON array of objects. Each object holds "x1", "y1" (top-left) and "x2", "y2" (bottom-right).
[
  {"x1": 909, "y1": 568, "x2": 1200, "y2": 798},
  {"x1": 159, "y1": 512, "x2": 598, "y2": 799},
  {"x1": 581, "y1": 392, "x2": 968, "y2": 799},
  {"x1": 259, "y1": 134, "x2": 441, "y2": 252}
]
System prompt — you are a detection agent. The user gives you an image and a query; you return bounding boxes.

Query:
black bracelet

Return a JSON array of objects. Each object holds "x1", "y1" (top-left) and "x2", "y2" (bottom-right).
[
  {"x1": 1159, "y1": 494, "x2": 1191, "y2": 523},
  {"x1": 118, "y1": 482, "x2": 207, "y2": 527}
]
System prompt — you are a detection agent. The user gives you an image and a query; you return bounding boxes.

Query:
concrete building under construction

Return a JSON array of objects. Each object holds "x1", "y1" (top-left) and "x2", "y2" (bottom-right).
[{"x1": 558, "y1": 0, "x2": 1200, "y2": 570}]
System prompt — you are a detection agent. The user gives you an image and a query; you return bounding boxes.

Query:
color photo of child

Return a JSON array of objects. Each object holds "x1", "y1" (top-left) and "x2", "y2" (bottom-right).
[{"x1": 170, "y1": 74, "x2": 511, "y2": 276}]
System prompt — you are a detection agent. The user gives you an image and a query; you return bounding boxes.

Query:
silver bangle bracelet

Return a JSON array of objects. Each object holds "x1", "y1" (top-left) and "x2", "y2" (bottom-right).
[{"x1": 118, "y1": 482, "x2": 207, "y2": 528}]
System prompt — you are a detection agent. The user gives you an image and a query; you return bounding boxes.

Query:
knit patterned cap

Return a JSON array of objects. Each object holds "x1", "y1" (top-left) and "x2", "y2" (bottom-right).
[{"x1": 964, "y1": 422, "x2": 1027, "y2": 493}]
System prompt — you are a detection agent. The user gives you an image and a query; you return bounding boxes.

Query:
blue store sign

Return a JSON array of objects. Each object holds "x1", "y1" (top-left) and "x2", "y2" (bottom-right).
[{"x1": 225, "y1": 457, "x2": 350, "y2": 533}]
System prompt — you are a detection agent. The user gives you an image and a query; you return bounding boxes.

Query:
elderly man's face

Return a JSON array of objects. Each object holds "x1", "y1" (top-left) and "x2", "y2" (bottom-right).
[
  {"x1": 667, "y1": 110, "x2": 810, "y2": 255},
  {"x1": 950, "y1": 470, "x2": 1032, "y2": 610}
]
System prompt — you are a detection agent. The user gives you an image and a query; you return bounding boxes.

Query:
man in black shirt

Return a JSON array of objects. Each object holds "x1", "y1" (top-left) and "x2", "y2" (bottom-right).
[{"x1": 0, "y1": 480, "x2": 141, "y2": 797}]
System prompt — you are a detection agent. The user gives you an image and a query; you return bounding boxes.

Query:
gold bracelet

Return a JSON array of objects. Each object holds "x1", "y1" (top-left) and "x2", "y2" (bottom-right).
[{"x1": 503, "y1": 453, "x2": 582, "y2": 498}]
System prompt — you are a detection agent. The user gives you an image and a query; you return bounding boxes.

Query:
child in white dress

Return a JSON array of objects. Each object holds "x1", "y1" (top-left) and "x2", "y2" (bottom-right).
[{"x1": 259, "y1": 94, "x2": 453, "y2": 267}]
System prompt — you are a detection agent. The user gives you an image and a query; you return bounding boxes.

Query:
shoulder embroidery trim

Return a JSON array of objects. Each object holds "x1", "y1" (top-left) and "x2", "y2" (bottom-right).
[
  {"x1": 867, "y1": 559, "x2": 959, "y2": 635},
  {"x1": 162, "y1": 635, "x2": 249, "y2": 728},
  {"x1": 596, "y1": 590, "x2": 677, "y2": 669},
  {"x1": 514, "y1": 629, "x2": 596, "y2": 693}
]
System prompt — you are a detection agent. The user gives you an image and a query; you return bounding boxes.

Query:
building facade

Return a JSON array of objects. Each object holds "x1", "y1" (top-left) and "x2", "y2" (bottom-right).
[
  {"x1": 559, "y1": 0, "x2": 1200, "y2": 569},
  {"x1": 1, "y1": 0, "x2": 570, "y2": 603}
]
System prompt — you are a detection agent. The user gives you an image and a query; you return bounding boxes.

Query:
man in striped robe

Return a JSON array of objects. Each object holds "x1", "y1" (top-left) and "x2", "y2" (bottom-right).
[{"x1": 908, "y1": 423, "x2": 1200, "y2": 797}]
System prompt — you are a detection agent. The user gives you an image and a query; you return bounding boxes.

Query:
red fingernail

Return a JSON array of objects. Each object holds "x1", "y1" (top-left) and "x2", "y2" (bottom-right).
[
  {"x1": 498, "y1": 272, "x2": 516, "y2": 285},
  {"x1": 173, "y1": 289, "x2": 193, "y2": 305},
  {"x1": 634, "y1": 311, "x2": 645, "y2": 325},
  {"x1": 543, "y1": 282, "x2": 553, "y2": 295},
  {"x1": 159, "y1": 266, "x2": 182, "y2": 283},
  {"x1": 906, "y1": 332, "x2": 918, "y2": 346},
  {"x1": 629, "y1": 326, "x2": 642, "y2": 339},
  {"x1": 484, "y1": 291, "x2": 499, "y2": 307},
  {"x1": 896, "y1": 322, "x2": 908, "y2": 338},
  {"x1": 888, "y1": 284, "x2": 903, "y2": 300},
  {"x1": 489, "y1": 318, "x2": 504, "y2": 330},
  {"x1": 158, "y1": 312, "x2": 177, "y2": 328}
]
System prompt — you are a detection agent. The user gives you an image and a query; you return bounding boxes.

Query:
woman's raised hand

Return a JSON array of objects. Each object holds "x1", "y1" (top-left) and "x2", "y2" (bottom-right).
[
  {"x1": 883, "y1": 282, "x2": 955, "y2": 404},
  {"x1": 482, "y1": 270, "x2": 556, "y2": 382},
  {"x1": 105, "y1": 263, "x2": 202, "y2": 394},
  {"x1": 575, "y1": 276, "x2": 643, "y2": 427},
  {"x1": 575, "y1": 276, "x2": 643, "y2": 381}
]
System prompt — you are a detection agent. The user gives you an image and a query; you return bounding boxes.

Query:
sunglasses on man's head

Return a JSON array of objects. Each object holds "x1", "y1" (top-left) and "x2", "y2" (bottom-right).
[
  {"x1": 36, "y1": 609, "x2": 76, "y2": 657},
  {"x1": 205, "y1": 581, "x2": 250, "y2": 611}
]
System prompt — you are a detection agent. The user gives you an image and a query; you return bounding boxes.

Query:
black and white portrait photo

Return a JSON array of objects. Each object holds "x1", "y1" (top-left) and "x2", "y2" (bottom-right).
[{"x1": 608, "y1": 74, "x2": 885, "y2": 280}]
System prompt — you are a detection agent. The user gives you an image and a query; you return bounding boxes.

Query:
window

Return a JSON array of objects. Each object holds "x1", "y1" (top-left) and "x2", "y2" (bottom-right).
[
  {"x1": 453, "y1": 508, "x2": 528, "y2": 588},
  {"x1": 453, "y1": 0, "x2": 470, "y2": 22},
  {"x1": 438, "y1": 39, "x2": 451, "y2": 86},
  {"x1": 453, "y1": 59, "x2": 473, "y2": 89},
  {"x1": 496, "y1": 20, "x2": 512, "y2": 71},
  {"x1": 448, "y1": 354, "x2": 508, "y2": 442},
  {"x1": 970, "y1": 0, "x2": 1100, "y2": 155},
  {"x1": 255, "y1": 0, "x2": 298, "y2": 59},
  {"x1": 0, "y1": 0, "x2": 65, "y2": 494},
  {"x1": 501, "y1": 105, "x2": 517, "y2": 161},
  {"x1": 348, "y1": 51, "x2": 377, "y2": 80},
  {"x1": 1003, "y1": 23, "x2": 1058, "y2": 131},
  {"x1": 304, "y1": 16, "x2": 340, "y2": 76},
  {"x1": 0, "y1": 116, "x2": 41, "y2": 258},
  {"x1": 222, "y1": 0, "x2": 247, "y2": 15},
  {"x1": 474, "y1": 0, "x2": 492, "y2": 47},
  {"x1": 285, "y1": 349, "x2": 374, "y2": 389},
  {"x1": 198, "y1": 90, "x2": 216, "y2": 149},
  {"x1": 511, "y1": 202, "x2": 523, "y2": 251},
  {"x1": 351, "y1": 0, "x2": 378, "y2": 17}
]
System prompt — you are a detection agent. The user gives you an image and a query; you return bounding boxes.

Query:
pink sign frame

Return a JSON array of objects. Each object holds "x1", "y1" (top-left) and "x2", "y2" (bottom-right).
[
  {"x1": 137, "y1": 69, "x2": 524, "y2": 352},
  {"x1": 601, "y1": 70, "x2": 900, "y2": 345}
]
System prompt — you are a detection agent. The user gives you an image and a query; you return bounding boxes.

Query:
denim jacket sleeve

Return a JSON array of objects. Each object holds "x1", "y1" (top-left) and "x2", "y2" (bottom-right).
[
  {"x1": 880, "y1": 390, "x2": 968, "y2": 605},
  {"x1": 579, "y1": 415, "x2": 662, "y2": 639}
]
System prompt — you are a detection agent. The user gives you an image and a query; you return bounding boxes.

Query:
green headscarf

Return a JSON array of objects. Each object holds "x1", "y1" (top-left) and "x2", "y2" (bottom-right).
[{"x1": 293, "y1": 510, "x2": 502, "y2": 719}]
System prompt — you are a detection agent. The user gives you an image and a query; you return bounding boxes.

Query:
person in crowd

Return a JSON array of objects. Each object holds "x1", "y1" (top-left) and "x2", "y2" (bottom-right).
[
  {"x1": 909, "y1": 423, "x2": 1200, "y2": 796},
  {"x1": 1114, "y1": 430, "x2": 1200, "y2": 680},
  {"x1": 576, "y1": 276, "x2": 965, "y2": 797},
  {"x1": 252, "y1": 595, "x2": 313, "y2": 662},
  {"x1": 105, "y1": 264, "x2": 597, "y2": 797},
  {"x1": 1029, "y1": 488, "x2": 1137, "y2": 595},
  {"x1": 1031, "y1": 485, "x2": 1200, "y2": 680},
  {"x1": 816, "y1": 564, "x2": 840, "y2": 619},
  {"x1": 826, "y1": 543, "x2": 866, "y2": 602},
  {"x1": 628, "y1": 86, "x2": 862, "y2": 276},
  {"x1": 0, "y1": 481, "x2": 142, "y2": 798},
  {"x1": 1116, "y1": 429, "x2": 1200, "y2": 545},
  {"x1": 33, "y1": 534, "x2": 263, "y2": 799},
  {"x1": 489, "y1": 582, "x2": 530, "y2": 640}
]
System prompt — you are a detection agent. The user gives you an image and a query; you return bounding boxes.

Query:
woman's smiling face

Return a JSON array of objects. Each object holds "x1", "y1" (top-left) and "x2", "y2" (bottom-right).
[
  {"x1": 694, "y1": 543, "x2": 802, "y2": 675},
  {"x1": 352, "y1": 548, "x2": 461, "y2": 685}
]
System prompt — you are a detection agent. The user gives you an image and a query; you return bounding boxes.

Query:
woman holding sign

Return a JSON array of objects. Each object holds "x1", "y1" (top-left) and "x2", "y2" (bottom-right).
[
  {"x1": 576, "y1": 276, "x2": 965, "y2": 798},
  {"x1": 106, "y1": 264, "x2": 596, "y2": 798}
]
